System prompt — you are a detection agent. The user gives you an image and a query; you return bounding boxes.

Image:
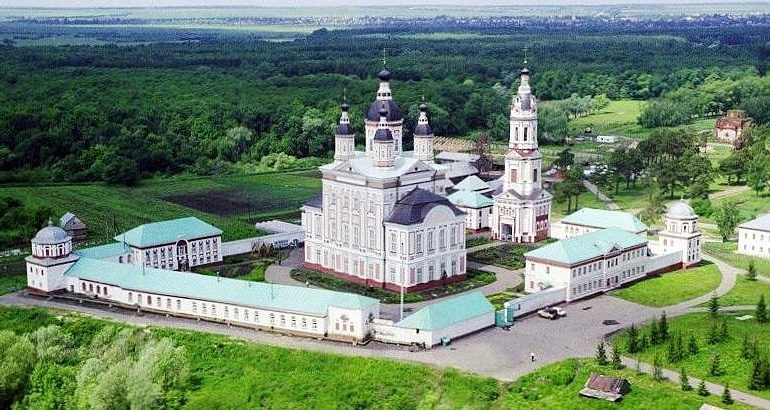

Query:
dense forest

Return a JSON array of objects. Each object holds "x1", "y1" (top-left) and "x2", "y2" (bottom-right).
[{"x1": 0, "y1": 20, "x2": 769, "y2": 185}]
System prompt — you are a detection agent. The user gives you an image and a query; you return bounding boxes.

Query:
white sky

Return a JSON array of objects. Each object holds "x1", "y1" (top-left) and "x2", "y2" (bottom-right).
[{"x1": 0, "y1": 0, "x2": 764, "y2": 8}]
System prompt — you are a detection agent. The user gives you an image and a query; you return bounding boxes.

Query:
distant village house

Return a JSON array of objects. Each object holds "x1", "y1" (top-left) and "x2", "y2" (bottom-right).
[{"x1": 714, "y1": 110, "x2": 748, "y2": 147}]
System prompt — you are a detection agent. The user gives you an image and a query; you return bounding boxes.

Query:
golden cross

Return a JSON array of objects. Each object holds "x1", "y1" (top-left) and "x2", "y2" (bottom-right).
[
  {"x1": 343, "y1": 87, "x2": 347, "y2": 102},
  {"x1": 382, "y1": 48, "x2": 387, "y2": 66},
  {"x1": 523, "y1": 45, "x2": 528, "y2": 66}
]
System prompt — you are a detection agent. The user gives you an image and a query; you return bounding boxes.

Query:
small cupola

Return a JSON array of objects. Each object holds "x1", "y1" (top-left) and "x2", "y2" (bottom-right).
[{"x1": 31, "y1": 220, "x2": 73, "y2": 259}]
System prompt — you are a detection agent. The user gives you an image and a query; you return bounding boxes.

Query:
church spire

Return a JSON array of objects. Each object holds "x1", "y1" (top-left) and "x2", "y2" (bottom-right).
[{"x1": 414, "y1": 97, "x2": 434, "y2": 162}]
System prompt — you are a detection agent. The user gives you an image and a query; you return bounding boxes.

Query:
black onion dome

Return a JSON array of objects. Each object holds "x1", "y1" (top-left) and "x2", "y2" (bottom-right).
[
  {"x1": 419, "y1": 102, "x2": 428, "y2": 111},
  {"x1": 520, "y1": 67, "x2": 530, "y2": 76},
  {"x1": 373, "y1": 128, "x2": 393, "y2": 142},
  {"x1": 414, "y1": 123, "x2": 432, "y2": 136},
  {"x1": 366, "y1": 100, "x2": 402, "y2": 122},
  {"x1": 378, "y1": 68, "x2": 390, "y2": 81},
  {"x1": 341, "y1": 101, "x2": 350, "y2": 112},
  {"x1": 336, "y1": 123, "x2": 354, "y2": 135}
]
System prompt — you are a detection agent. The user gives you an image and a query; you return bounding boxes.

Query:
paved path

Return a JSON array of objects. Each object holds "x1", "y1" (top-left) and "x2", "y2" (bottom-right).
[
  {"x1": 583, "y1": 180, "x2": 620, "y2": 210},
  {"x1": 709, "y1": 184, "x2": 750, "y2": 200},
  {"x1": 620, "y1": 356, "x2": 770, "y2": 409}
]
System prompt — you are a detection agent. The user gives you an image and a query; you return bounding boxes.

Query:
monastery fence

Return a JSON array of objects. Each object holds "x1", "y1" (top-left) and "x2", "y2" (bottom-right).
[
  {"x1": 371, "y1": 319, "x2": 424, "y2": 346},
  {"x1": 645, "y1": 248, "x2": 683, "y2": 273},
  {"x1": 503, "y1": 286, "x2": 567, "y2": 321},
  {"x1": 222, "y1": 231, "x2": 304, "y2": 257}
]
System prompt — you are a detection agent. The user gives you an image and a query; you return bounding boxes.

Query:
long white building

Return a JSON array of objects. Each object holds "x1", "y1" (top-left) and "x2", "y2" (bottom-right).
[
  {"x1": 75, "y1": 217, "x2": 223, "y2": 271},
  {"x1": 523, "y1": 202, "x2": 702, "y2": 302},
  {"x1": 302, "y1": 66, "x2": 467, "y2": 293},
  {"x1": 25, "y1": 222, "x2": 380, "y2": 343},
  {"x1": 491, "y1": 62, "x2": 552, "y2": 243}
]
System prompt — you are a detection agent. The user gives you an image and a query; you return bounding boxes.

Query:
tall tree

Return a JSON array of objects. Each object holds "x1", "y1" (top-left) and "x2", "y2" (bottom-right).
[
  {"x1": 746, "y1": 148, "x2": 770, "y2": 196},
  {"x1": 713, "y1": 201, "x2": 741, "y2": 242},
  {"x1": 554, "y1": 148, "x2": 575, "y2": 170},
  {"x1": 596, "y1": 341, "x2": 608, "y2": 366}
]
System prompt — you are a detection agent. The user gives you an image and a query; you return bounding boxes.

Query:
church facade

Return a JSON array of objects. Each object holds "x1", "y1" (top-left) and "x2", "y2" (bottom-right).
[
  {"x1": 491, "y1": 64, "x2": 552, "y2": 243},
  {"x1": 302, "y1": 67, "x2": 467, "y2": 292}
]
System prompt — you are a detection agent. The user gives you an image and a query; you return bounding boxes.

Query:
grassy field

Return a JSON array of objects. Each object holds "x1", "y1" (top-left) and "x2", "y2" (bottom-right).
[
  {"x1": 568, "y1": 99, "x2": 646, "y2": 138},
  {"x1": 705, "y1": 190, "x2": 770, "y2": 225},
  {"x1": 551, "y1": 191, "x2": 609, "y2": 220},
  {"x1": 0, "y1": 306, "x2": 754, "y2": 409},
  {"x1": 704, "y1": 242, "x2": 770, "y2": 278},
  {"x1": 608, "y1": 262, "x2": 721, "y2": 307},
  {"x1": 0, "y1": 306, "x2": 502, "y2": 409},
  {"x1": 701, "y1": 275, "x2": 770, "y2": 307},
  {"x1": 498, "y1": 357, "x2": 752, "y2": 409},
  {"x1": 612, "y1": 311, "x2": 770, "y2": 400},
  {"x1": 0, "y1": 170, "x2": 321, "y2": 244}
]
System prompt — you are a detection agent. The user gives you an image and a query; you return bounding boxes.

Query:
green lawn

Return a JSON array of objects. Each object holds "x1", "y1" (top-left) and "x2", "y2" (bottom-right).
[
  {"x1": 702, "y1": 275, "x2": 770, "y2": 307},
  {"x1": 609, "y1": 262, "x2": 721, "y2": 307},
  {"x1": 0, "y1": 170, "x2": 321, "y2": 244},
  {"x1": 704, "y1": 242, "x2": 770, "y2": 278},
  {"x1": 612, "y1": 312, "x2": 770, "y2": 400},
  {"x1": 498, "y1": 358, "x2": 753, "y2": 409}
]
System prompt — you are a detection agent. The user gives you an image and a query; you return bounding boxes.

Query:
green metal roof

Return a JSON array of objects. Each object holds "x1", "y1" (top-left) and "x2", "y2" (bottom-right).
[
  {"x1": 397, "y1": 291, "x2": 493, "y2": 331},
  {"x1": 525, "y1": 227, "x2": 648, "y2": 266},
  {"x1": 75, "y1": 242, "x2": 129, "y2": 260},
  {"x1": 560, "y1": 208, "x2": 648, "y2": 233},
  {"x1": 64, "y1": 258, "x2": 377, "y2": 315},
  {"x1": 447, "y1": 190, "x2": 493, "y2": 209},
  {"x1": 115, "y1": 217, "x2": 222, "y2": 248},
  {"x1": 453, "y1": 175, "x2": 490, "y2": 192}
]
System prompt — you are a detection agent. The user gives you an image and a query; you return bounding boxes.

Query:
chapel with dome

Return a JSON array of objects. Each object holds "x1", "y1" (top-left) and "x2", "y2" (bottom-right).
[{"x1": 658, "y1": 199, "x2": 702, "y2": 267}]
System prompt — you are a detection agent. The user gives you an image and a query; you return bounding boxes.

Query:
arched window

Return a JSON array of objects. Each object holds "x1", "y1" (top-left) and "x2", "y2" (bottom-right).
[
  {"x1": 523, "y1": 127, "x2": 528, "y2": 141},
  {"x1": 147, "y1": 295, "x2": 152, "y2": 304},
  {"x1": 82, "y1": 282, "x2": 86, "y2": 291}
]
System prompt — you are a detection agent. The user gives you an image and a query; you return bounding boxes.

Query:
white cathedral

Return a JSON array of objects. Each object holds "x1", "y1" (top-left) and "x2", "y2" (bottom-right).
[
  {"x1": 490, "y1": 63, "x2": 552, "y2": 243},
  {"x1": 301, "y1": 66, "x2": 468, "y2": 293}
]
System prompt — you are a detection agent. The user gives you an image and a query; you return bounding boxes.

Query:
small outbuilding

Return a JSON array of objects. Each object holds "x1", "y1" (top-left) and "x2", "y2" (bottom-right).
[
  {"x1": 396, "y1": 291, "x2": 494, "y2": 347},
  {"x1": 579, "y1": 372, "x2": 631, "y2": 402},
  {"x1": 60, "y1": 212, "x2": 87, "y2": 241}
]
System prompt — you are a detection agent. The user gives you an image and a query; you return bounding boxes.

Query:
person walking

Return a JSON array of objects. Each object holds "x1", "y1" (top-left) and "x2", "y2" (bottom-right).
[{"x1": 530, "y1": 352, "x2": 535, "y2": 362}]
